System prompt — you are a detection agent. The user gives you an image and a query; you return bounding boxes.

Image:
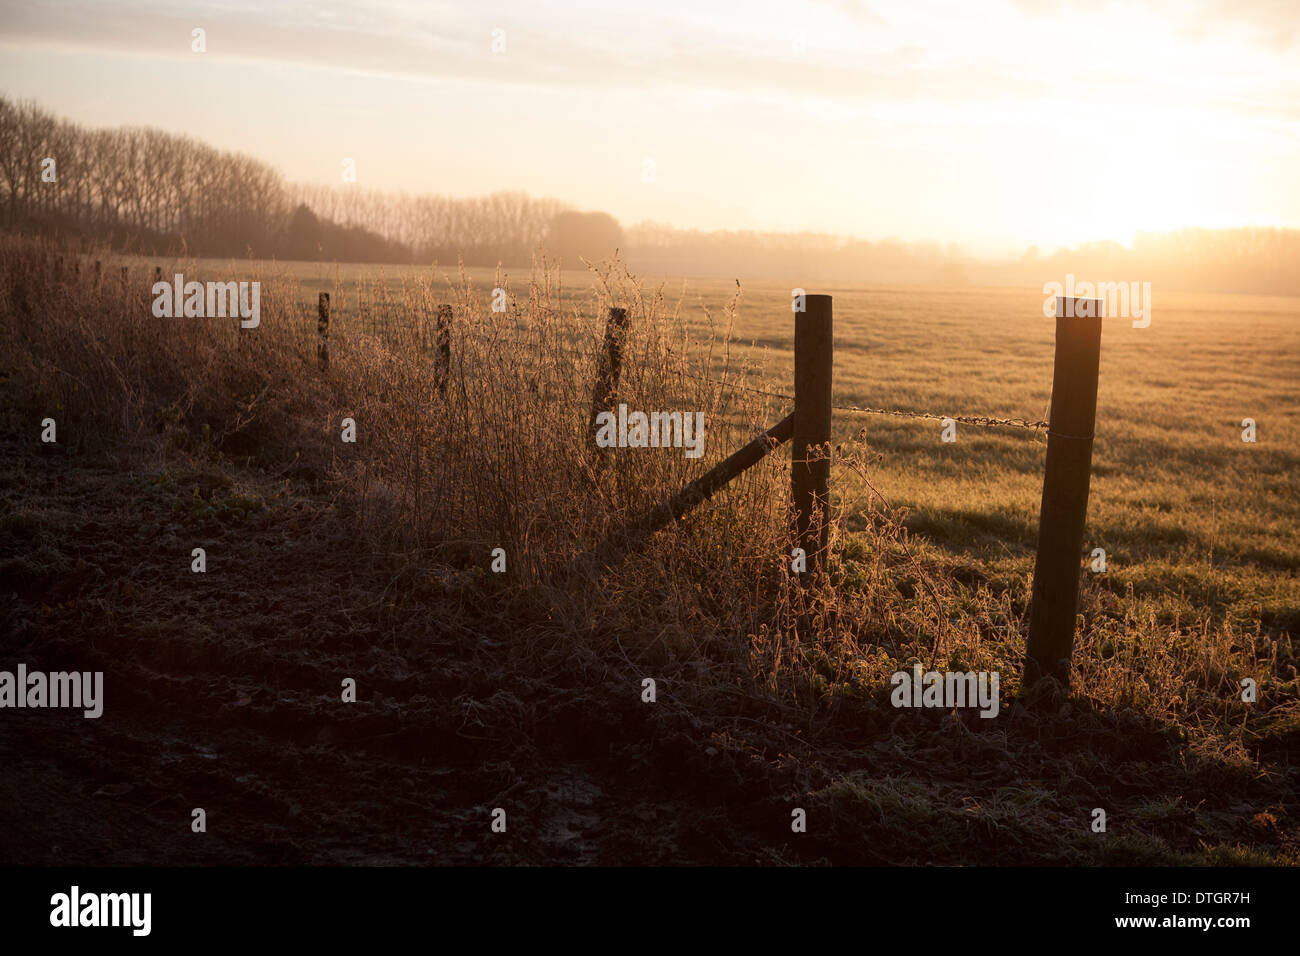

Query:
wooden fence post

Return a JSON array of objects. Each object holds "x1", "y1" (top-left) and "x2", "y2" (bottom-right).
[
  {"x1": 317, "y1": 292, "x2": 330, "y2": 371},
  {"x1": 120, "y1": 266, "x2": 129, "y2": 291},
  {"x1": 588, "y1": 306, "x2": 630, "y2": 447},
  {"x1": 154, "y1": 266, "x2": 163, "y2": 284},
  {"x1": 434, "y1": 304, "x2": 453, "y2": 397},
  {"x1": 93, "y1": 259, "x2": 101, "y2": 288},
  {"x1": 792, "y1": 294, "x2": 833, "y2": 573},
  {"x1": 1024, "y1": 296, "x2": 1104, "y2": 690}
]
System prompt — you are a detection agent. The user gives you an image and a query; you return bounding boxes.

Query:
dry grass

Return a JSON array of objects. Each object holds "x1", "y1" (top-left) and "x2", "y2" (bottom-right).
[{"x1": 2, "y1": 235, "x2": 1295, "y2": 864}]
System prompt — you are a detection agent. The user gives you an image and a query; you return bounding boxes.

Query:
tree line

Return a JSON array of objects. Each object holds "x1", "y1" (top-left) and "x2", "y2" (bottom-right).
[
  {"x1": 0, "y1": 97, "x2": 287, "y2": 258},
  {"x1": 2, "y1": 94, "x2": 1296, "y2": 293},
  {"x1": 0, "y1": 95, "x2": 624, "y2": 266}
]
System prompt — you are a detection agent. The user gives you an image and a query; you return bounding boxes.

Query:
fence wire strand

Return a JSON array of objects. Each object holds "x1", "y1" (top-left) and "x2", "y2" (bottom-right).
[
  {"x1": 663, "y1": 367, "x2": 1048, "y2": 431},
  {"x1": 365, "y1": 314, "x2": 1051, "y2": 433}
]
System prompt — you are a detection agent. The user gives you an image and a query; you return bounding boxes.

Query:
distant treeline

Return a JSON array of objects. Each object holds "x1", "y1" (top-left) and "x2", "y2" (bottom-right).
[
  {"x1": 0, "y1": 96, "x2": 621, "y2": 265},
  {"x1": 0, "y1": 96, "x2": 401, "y2": 261},
  {"x1": 625, "y1": 223, "x2": 973, "y2": 284},
  {"x1": 627, "y1": 224, "x2": 1300, "y2": 294},
  {"x1": 995, "y1": 231, "x2": 1300, "y2": 297},
  {"x1": 2, "y1": 95, "x2": 1297, "y2": 294}
]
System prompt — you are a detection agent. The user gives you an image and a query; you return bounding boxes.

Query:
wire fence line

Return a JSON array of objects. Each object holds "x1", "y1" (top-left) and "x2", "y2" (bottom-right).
[
  {"x1": 661, "y1": 367, "x2": 1050, "y2": 432},
  {"x1": 830, "y1": 404, "x2": 1048, "y2": 431},
  {"x1": 353, "y1": 313, "x2": 1051, "y2": 433}
]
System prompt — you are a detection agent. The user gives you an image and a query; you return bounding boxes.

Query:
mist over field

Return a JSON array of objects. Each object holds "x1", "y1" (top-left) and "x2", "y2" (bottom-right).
[{"x1": 3, "y1": 95, "x2": 1298, "y2": 294}]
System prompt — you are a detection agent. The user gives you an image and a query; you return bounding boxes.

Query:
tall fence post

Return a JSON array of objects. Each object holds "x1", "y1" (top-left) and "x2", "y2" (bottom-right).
[
  {"x1": 317, "y1": 292, "x2": 330, "y2": 371},
  {"x1": 792, "y1": 294, "x2": 833, "y2": 573},
  {"x1": 435, "y1": 303, "x2": 453, "y2": 397},
  {"x1": 588, "y1": 306, "x2": 630, "y2": 449},
  {"x1": 93, "y1": 259, "x2": 101, "y2": 289},
  {"x1": 120, "y1": 266, "x2": 129, "y2": 291},
  {"x1": 154, "y1": 266, "x2": 163, "y2": 284},
  {"x1": 1024, "y1": 296, "x2": 1103, "y2": 690}
]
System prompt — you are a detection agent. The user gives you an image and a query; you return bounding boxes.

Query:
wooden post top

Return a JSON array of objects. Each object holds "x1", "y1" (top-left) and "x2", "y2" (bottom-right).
[{"x1": 1054, "y1": 296, "x2": 1105, "y2": 319}]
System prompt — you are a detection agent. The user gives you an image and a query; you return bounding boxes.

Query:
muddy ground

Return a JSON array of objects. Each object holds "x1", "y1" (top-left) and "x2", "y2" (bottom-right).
[
  {"x1": 2, "y1": 432, "x2": 1297, "y2": 866},
  {"x1": 0, "y1": 433, "x2": 810, "y2": 865}
]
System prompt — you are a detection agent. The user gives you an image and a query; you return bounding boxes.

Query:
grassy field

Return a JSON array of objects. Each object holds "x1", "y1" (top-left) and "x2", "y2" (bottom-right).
[
  {"x1": 177, "y1": 254, "x2": 1300, "y2": 637},
  {"x1": 4, "y1": 243, "x2": 1297, "y2": 865}
]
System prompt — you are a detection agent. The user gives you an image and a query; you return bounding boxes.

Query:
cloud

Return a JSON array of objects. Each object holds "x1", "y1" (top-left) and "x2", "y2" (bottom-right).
[{"x1": 0, "y1": 0, "x2": 1294, "y2": 122}]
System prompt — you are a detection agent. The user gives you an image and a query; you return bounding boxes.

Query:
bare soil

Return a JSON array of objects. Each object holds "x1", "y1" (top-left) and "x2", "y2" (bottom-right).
[{"x1": 2, "y1": 433, "x2": 1296, "y2": 866}]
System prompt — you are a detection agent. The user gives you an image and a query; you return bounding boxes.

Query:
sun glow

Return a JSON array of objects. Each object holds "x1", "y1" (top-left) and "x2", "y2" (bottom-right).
[{"x1": 0, "y1": 0, "x2": 1295, "y2": 252}]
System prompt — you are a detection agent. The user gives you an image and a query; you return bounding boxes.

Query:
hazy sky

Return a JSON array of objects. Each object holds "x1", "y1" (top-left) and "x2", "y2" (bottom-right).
[{"x1": 1, "y1": 0, "x2": 1297, "y2": 254}]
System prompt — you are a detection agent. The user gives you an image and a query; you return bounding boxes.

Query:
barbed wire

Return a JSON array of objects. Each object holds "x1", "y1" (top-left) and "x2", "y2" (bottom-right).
[
  {"x1": 664, "y1": 367, "x2": 1048, "y2": 431},
  {"x1": 350, "y1": 319, "x2": 1051, "y2": 432},
  {"x1": 831, "y1": 404, "x2": 1048, "y2": 430}
]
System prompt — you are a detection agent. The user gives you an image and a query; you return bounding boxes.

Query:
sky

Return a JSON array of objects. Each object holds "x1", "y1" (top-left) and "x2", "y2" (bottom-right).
[{"x1": 1, "y1": 0, "x2": 1297, "y2": 255}]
